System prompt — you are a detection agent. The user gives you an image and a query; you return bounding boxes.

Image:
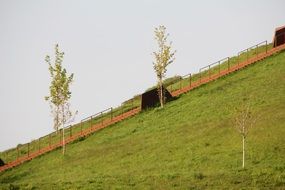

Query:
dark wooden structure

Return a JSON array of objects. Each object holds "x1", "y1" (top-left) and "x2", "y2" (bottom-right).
[
  {"x1": 273, "y1": 25, "x2": 285, "y2": 48},
  {"x1": 141, "y1": 86, "x2": 173, "y2": 110},
  {"x1": 0, "y1": 158, "x2": 5, "y2": 166}
]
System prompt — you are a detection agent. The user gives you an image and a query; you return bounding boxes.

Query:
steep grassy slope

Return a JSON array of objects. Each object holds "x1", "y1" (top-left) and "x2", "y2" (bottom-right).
[
  {"x1": 0, "y1": 42, "x2": 272, "y2": 163},
  {"x1": 0, "y1": 51, "x2": 285, "y2": 189}
]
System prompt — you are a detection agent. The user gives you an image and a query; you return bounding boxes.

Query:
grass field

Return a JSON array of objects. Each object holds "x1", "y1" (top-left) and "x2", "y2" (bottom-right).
[
  {"x1": 0, "y1": 94, "x2": 141, "y2": 164},
  {"x1": 166, "y1": 43, "x2": 273, "y2": 93},
  {"x1": 0, "y1": 41, "x2": 272, "y2": 164},
  {"x1": 0, "y1": 50, "x2": 285, "y2": 189}
]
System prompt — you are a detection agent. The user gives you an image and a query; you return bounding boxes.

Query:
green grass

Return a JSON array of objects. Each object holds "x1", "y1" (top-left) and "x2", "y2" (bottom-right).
[
  {"x1": 0, "y1": 95, "x2": 141, "y2": 164},
  {"x1": 0, "y1": 42, "x2": 271, "y2": 164},
  {"x1": 166, "y1": 43, "x2": 273, "y2": 92},
  {"x1": 0, "y1": 50, "x2": 285, "y2": 189}
]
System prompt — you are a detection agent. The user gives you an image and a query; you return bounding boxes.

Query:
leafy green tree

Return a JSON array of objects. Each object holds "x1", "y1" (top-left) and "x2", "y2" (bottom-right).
[
  {"x1": 153, "y1": 25, "x2": 176, "y2": 108},
  {"x1": 45, "y1": 44, "x2": 76, "y2": 155}
]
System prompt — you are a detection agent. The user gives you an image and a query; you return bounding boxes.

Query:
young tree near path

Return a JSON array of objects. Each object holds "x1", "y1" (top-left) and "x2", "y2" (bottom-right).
[
  {"x1": 45, "y1": 44, "x2": 76, "y2": 155},
  {"x1": 233, "y1": 100, "x2": 257, "y2": 168},
  {"x1": 153, "y1": 25, "x2": 176, "y2": 108}
]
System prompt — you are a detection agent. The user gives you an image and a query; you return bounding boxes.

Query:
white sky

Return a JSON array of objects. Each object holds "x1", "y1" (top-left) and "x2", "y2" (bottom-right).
[{"x1": 0, "y1": 0, "x2": 284, "y2": 151}]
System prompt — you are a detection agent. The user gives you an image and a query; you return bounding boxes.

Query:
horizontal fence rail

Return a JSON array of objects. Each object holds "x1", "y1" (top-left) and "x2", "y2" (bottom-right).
[
  {"x1": 167, "y1": 36, "x2": 285, "y2": 96},
  {"x1": 0, "y1": 95, "x2": 142, "y2": 172},
  {"x1": 1, "y1": 32, "x2": 285, "y2": 172}
]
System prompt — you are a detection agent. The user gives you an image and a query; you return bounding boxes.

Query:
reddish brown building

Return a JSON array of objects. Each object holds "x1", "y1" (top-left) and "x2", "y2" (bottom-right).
[{"x1": 273, "y1": 25, "x2": 285, "y2": 47}]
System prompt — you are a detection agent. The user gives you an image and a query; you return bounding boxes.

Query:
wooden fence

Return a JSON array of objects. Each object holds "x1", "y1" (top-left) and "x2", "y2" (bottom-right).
[{"x1": 1, "y1": 36, "x2": 285, "y2": 173}]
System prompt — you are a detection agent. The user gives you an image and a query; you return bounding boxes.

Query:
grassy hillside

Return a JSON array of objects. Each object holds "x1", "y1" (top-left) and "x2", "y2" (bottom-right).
[
  {"x1": 0, "y1": 42, "x2": 272, "y2": 163},
  {"x1": 0, "y1": 95, "x2": 141, "y2": 164},
  {"x1": 1, "y1": 50, "x2": 285, "y2": 189},
  {"x1": 166, "y1": 43, "x2": 272, "y2": 93}
]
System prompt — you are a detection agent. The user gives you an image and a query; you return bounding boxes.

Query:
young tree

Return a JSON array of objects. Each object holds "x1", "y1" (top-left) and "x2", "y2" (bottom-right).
[
  {"x1": 153, "y1": 25, "x2": 176, "y2": 108},
  {"x1": 233, "y1": 100, "x2": 257, "y2": 168},
  {"x1": 45, "y1": 44, "x2": 76, "y2": 155}
]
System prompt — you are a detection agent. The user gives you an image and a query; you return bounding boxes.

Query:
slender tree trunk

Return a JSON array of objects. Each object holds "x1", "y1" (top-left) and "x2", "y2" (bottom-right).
[
  {"x1": 55, "y1": 107, "x2": 60, "y2": 134},
  {"x1": 62, "y1": 106, "x2": 65, "y2": 155},
  {"x1": 62, "y1": 125, "x2": 65, "y2": 155},
  {"x1": 159, "y1": 78, "x2": 164, "y2": 108},
  {"x1": 160, "y1": 83, "x2": 163, "y2": 108},
  {"x1": 242, "y1": 135, "x2": 245, "y2": 168}
]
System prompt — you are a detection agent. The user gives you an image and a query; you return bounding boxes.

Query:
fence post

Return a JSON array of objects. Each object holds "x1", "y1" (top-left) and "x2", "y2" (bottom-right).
[
  {"x1": 256, "y1": 45, "x2": 258, "y2": 57},
  {"x1": 180, "y1": 78, "x2": 182, "y2": 90},
  {"x1": 70, "y1": 126, "x2": 72, "y2": 138},
  {"x1": 266, "y1": 41, "x2": 268, "y2": 53},
  {"x1": 81, "y1": 121, "x2": 83, "y2": 135},
  {"x1": 17, "y1": 146, "x2": 19, "y2": 160},
  {"x1": 189, "y1": 74, "x2": 192, "y2": 87},
  {"x1": 49, "y1": 134, "x2": 51, "y2": 148},
  {"x1": 38, "y1": 138, "x2": 40, "y2": 153},
  {"x1": 219, "y1": 61, "x2": 221, "y2": 75},
  {"x1": 238, "y1": 53, "x2": 240, "y2": 66},
  {"x1": 28, "y1": 143, "x2": 30, "y2": 157},
  {"x1": 90, "y1": 116, "x2": 93, "y2": 129},
  {"x1": 246, "y1": 48, "x2": 249, "y2": 61},
  {"x1": 59, "y1": 131, "x2": 63, "y2": 145},
  {"x1": 208, "y1": 65, "x2": 210, "y2": 79},
  {"x1": 139, "y1": 94, "x2": 142, "y2": 109},
  {"x1": 101, "y1": 112, "x2": 103, "y2": 125},
  {"x1": 111, "y1": 107, "x2": 113, "y2": 121},
  {"x1": 199, "y1": 70, "x2": 202, "y2": 83},
  {"x1": 228, "y1": 58, "x2": 230, "y2": 71}
]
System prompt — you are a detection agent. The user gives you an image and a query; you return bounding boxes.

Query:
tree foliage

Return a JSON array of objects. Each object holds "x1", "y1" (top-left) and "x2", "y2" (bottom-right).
[
  {"x1": 45, "y1": 44, "x2": 76, "y2": 154},
  {"x1": 153, "y1": 25, "x2": 176, "y2": 108}
]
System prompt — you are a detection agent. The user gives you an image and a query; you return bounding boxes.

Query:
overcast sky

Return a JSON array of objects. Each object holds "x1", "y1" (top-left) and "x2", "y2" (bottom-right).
[{"x1": 0, "y1": 0, "x2": 284, "y2": 151}]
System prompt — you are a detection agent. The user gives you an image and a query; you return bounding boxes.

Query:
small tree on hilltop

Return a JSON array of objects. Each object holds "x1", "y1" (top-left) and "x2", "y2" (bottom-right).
[
  {"x1": 233, "y1": 99, "x2": 258, "y2": 168},
  {"x1": 45, "y1": 44, "x2": 77, "y2": 155},
  {"x1": 153, "y1": 25, "x2": 176, "y2": 108}
]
